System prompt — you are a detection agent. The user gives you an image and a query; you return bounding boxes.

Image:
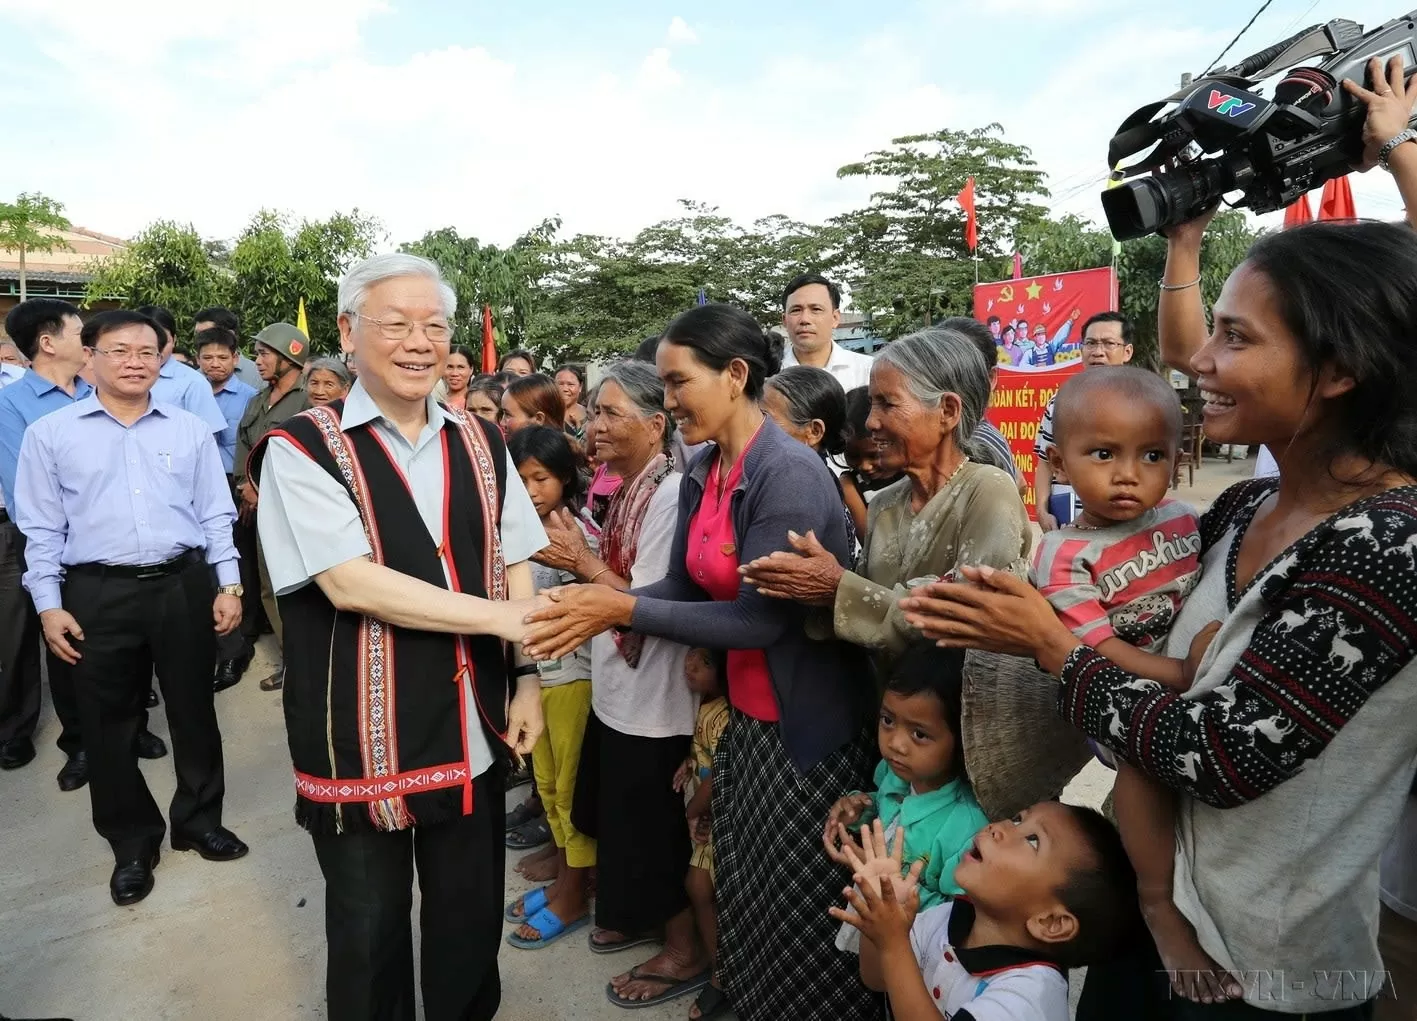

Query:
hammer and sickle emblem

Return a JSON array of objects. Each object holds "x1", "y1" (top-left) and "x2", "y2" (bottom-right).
[{"x1": 999, "y1": 284, "x2": 1015, "y2": 302}]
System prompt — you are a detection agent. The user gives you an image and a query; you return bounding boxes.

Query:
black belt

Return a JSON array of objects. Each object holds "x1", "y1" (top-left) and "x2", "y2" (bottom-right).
[{"x1": 67, "y1": 548, "x2": 204, "y2": 581}]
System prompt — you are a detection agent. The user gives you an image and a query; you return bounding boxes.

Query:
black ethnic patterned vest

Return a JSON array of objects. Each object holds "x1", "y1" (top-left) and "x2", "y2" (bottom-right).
[{"x1": 249, "y1": 401, "x2": 509, "y2": 836}]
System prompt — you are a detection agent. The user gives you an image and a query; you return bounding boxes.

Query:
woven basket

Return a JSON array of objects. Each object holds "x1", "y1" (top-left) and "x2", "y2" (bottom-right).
[{"x1": 961, "y1": 650, "x2": 1092, "y2": 821}]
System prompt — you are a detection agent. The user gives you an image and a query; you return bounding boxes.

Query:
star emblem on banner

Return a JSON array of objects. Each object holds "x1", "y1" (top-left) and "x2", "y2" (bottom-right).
[{"x1": 1025, "y1": 281, "x2": 1043, "y2": 300}]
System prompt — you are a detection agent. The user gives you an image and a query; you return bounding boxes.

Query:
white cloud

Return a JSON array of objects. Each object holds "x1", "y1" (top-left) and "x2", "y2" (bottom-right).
[
  {"x1": 666, "y1": 16, "x2": 698, "y2": 44},
  {"x1": 2, "y1": 0, "x2": 1410, "y2": 258}
]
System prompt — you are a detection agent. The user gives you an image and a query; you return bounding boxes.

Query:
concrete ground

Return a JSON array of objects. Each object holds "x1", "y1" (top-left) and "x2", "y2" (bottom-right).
[{"x1": 0, "y1": 453, "x2": 1260, "y2": 1021}]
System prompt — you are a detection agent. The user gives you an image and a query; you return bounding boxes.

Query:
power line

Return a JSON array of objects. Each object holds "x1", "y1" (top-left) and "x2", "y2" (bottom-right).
[{"x1": 1203, "y1": 0, "x2": 1280, "y2": 75}]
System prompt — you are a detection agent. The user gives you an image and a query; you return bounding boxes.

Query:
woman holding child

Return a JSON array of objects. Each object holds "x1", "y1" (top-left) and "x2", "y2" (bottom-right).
[
  {"x1": 524, "y1": 304, "x2": 879, "y2": 1019},
  {"x1": 904, "y1": 217, "x2": 1417, "y2": 1019}
]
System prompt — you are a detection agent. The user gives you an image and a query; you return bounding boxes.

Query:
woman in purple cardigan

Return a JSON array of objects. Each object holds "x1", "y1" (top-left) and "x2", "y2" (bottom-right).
[{"x1": 525, "y1": 304, "x2": 879, "y2": 1021}]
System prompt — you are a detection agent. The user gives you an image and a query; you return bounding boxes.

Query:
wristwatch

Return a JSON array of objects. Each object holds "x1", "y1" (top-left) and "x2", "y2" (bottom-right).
[
  {"x1": 218, "y1": 584, "x2": 244, "y2": 597},
  {"x1": 1379, "y1": 127, "x2": 1417, "y2": 169}
]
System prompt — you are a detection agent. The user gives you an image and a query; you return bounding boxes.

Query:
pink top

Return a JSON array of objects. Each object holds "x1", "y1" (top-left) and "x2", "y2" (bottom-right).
[{"x1": 686, "y1": 430, "x2": 777, "y2": 721}]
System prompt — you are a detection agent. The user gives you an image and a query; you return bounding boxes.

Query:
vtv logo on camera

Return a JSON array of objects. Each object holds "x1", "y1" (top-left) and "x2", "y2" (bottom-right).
[{"x1": 1207, "y1": 90, "x2": 1256, "y2": 118}]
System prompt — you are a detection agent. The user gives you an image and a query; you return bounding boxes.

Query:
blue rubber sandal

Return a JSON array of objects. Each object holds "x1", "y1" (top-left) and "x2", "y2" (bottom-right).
[
  {"x1": 506, "y1": 905, "x2": 590, "y2": 949},
  {"x1": 504, "y1": 886, "x2": 549, "y2": 923}
]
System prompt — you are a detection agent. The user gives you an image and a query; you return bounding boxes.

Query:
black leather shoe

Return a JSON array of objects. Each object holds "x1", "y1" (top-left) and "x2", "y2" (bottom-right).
[
  {"x1": 213, "y1": 659, "x2": 243, "y2": 693},
  {"x1": 134, "y1": 730, "x2": 167, "y2": 760},
  {"x1": 145, "y1": 688, "x2": 159, "y2": 708},
  {"x1": 110, "y1": 850, "x2": 159, "y2": 906},
  {"x1": 0, "y1": 736, "x2": 36, "y2": 770},
  {"x1": 56, "y1": 750, "x2": 88, "y2": 791},
  {"x1": 171, "y1": 826, "x2": 249, "y2": 862}
]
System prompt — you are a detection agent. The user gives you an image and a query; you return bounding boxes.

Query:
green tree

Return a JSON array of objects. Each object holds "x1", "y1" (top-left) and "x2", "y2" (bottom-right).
[
  {"x1": 0, "y1": 192, "x2": 72, "y2": 302},
  {"x1": 527, "y1": 202, "x2": 844, "y2": 361},
  {"x1": 401, "y1": 219, "x2": 556, "y2": 362},
  {"x1": 85, "y1": 220, "x2": 230, "y2": 331},
  {"x1": 229, "y1": 209, "x2": 382, "y2": 353},
  {"x1": 1015, "y1": 211, "x2": 1261, "y2": 366},
  {"x1": 834, "y1": 126, "x2": 1049, "y2": 338}
]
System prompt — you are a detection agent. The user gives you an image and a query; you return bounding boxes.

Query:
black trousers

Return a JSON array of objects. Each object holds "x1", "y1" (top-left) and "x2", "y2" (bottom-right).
[
  {"x1": 311, "y1": 770, "x2": 505, "y2": 1021},
  {"x1": 232, "y1": 484, "x2": 266, "y2": 645},
  {"x1": 0, "y1": 522, "x2": 81, "y2": 754},
  {"x1": 64, "y1": 556, "x2": 224, "y2": 861}
]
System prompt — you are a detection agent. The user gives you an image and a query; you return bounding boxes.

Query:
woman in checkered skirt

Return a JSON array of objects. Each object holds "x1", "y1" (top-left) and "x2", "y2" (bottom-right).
[{"x1": 524, "y1": 304, "x2": 880, "y2": 1018}]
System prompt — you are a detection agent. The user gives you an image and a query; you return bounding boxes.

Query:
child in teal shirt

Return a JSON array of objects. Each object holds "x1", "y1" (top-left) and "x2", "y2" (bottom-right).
[{"x1": 824, "y1": 643, "x2": 987, "y2": 951}]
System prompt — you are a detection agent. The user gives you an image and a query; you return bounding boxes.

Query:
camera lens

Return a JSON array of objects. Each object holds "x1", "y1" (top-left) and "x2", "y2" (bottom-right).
[{"x1": 1101, "y1": 179, "x2": 1169, "y2": 241}]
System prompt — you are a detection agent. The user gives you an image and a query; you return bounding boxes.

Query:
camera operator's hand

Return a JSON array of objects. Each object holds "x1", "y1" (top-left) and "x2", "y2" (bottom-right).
[
  {"x1": 1344, "y1": 56, "x2": 1417, "y2": 171},
  {"x1": 1158, "y1": 200, "x2": 1220, "y2": 250}
]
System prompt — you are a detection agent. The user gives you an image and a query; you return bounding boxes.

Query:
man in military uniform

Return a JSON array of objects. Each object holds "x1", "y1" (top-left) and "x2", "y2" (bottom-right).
[{"x1": 233, "y1": 324, "x2": 310, "y2": 691}]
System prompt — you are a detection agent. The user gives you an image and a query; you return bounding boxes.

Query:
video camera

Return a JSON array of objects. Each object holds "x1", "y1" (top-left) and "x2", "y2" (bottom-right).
[{"x1": 1102, "y1": 10, "x2": 1417, "y2": 239}]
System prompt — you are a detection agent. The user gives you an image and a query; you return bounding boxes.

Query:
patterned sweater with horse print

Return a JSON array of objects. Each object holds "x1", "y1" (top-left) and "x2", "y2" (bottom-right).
[{"x1": 249, "y1": 400, "x2": 510, "y2": 836}]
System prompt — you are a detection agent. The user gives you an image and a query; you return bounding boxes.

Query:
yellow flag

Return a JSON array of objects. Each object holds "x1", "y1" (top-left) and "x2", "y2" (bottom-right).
[{"x1": 296, "y1": 298, "x2": 310, "y2": 338}]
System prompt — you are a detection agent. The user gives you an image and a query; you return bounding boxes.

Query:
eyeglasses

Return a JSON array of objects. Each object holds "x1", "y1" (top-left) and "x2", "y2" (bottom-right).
[
  {"x1": 93, "y1": 347, "x2": 161, "y2": 364},
  {"x1": 354, "y1": 313, "x2": 452, "y2": 344},
  {"x1": 1081, "y1": 339, "x2": 1129, "y2": 351}
]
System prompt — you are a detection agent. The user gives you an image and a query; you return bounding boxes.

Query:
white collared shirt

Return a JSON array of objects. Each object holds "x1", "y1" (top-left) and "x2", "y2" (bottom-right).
[{"x1": 781, "y1": 341, "x2": 875, "y2": 393}]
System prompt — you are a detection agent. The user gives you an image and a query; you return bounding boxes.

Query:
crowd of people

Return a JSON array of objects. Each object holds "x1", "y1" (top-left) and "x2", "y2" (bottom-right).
[{"x1": 1, "y1": 55, "x2": 1417, "y2": 1021}]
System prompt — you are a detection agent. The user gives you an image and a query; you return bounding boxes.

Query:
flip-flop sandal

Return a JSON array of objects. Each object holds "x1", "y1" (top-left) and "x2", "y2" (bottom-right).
[
  {"x1": 690, "y1": 983, "x2": 731, "y2": 1020},
  {"x1": 504, "y1": 886, "x2": 549, "y2": 923},
  {"x1": 504, "y1": 801, "x2": 543, "y2": 831},
  {"x1": 506, "y1": 906, "x2": 590, "y2": 949},
  {"x1": 505, "y1": 817, "x2": 552, "y2": 850},
  {"x1": 606, "y1": 966, "x2": 710, "y2": 1009},
  {"x1": 588, "y1": 929, "x2": 660, "y2": 955}
]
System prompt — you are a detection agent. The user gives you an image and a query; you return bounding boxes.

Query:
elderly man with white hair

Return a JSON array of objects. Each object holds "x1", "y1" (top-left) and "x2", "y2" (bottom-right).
[{"x1": 251, "y1": 252, "x2": 548, "y2": 1021}]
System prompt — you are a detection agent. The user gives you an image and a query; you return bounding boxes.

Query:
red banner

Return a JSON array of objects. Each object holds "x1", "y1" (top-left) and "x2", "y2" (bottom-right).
[{"x1": 974, "y1": 266, "x2": 1118, "y2": 516}]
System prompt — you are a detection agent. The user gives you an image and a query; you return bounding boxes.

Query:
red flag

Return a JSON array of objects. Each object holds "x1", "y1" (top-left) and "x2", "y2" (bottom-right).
[
  {"x1": 957, "y1": 177, "x2": 977, "y2": 252},
  {"x1": 480, "y1": 305, "x2": 497, "y2": 373},
  {"x1": 1318, "y1": 175, "x2": 1356, "y2": 221},
  {"x1": 1012, "y1": 251, "x2": 1023, "y2": 279},
  {"x1": 1282, "y1": 194, "x2": 1313, "y2": 229}
]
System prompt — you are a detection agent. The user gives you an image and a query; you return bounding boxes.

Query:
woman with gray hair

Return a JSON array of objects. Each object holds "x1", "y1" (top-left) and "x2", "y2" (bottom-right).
[
  {"x1": 520, "y1": 360, "x2": 702, "y2": 982},
  {"x1": 741, "y1": 326, "x2": 1031, "y2": 662},
  {"x1": 303, "y1": 356, "x2": 352, "y2": 407}
]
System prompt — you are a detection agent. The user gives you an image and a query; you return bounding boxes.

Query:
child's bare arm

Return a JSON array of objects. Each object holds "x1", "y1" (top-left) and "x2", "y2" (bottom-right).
[
  {"x1": 1095, "y1": 637, "x2": 1187, "y2": 691},
  {"x1": 1096, "y1": 620, "x2": 1222, "y2": 693},
  {"x1": 685, "y1": 774, "x2": 712, "y2": 819}
]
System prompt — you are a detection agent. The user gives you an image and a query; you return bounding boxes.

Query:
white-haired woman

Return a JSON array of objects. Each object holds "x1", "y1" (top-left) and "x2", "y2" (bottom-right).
[{"x1": 741, "y1": 327, "x2": 1032, "y2": 663}]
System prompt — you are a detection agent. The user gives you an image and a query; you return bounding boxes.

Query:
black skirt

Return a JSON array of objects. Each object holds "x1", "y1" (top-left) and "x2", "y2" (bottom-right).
[
  {"x1": 712, "y1": 711, "x2": 881, "y2": 1021},
  {"x1": 573, "y1": 709, "x2": 691, "y2": 934}
]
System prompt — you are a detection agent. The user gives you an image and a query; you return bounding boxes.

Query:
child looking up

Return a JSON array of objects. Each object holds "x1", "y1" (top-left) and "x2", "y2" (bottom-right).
[
  {"x1": 505, "y1": 426, "x2": 599, "y2": 950},
  {"x1": 824, "y1": 643, "x2": 988, "y2": 952},
  {"x1": 672, "y1": 649, "x2": 730, "y2": 1021},
  {"x1": 1030, "y1": 366, "x2": 1236, "y2": 1002},
  {"x1": 832, "y1": 801, "x2": 1140, "y2": 1020}
]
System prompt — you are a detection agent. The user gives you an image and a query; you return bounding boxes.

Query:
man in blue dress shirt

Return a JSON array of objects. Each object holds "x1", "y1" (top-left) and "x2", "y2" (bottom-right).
[
  {"x1": 194, "y1": 306, "x2": 262, "y2": 389},
  {"x1": 0, "y1": 300, "x2": 169, "y2": 793},
  {"x1": 196, "y1": 326, "x2": 259, "y2": 691},
  {"x1": 16, "y1": 309, "x2": 249, "y2": 907}
]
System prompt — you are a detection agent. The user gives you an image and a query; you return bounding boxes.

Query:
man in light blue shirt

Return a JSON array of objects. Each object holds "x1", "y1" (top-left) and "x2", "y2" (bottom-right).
[
  {"x1": 194, "y1": 306, "x2": 262, "y2": 389},
  {"x1": 16, "y1": 308, "x2": 248, "y2": 907},
  {"x1": 196, "y1": 326, "x2": 259, "y2": 691},
  {"x1": 136, "y1": 304, "x2": 227, "y2": 436}
]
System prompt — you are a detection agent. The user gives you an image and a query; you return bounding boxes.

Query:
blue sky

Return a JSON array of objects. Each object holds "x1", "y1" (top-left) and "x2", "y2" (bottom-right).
[{"x1": 0, "y1": 0, "x2": 1409, "y2": 250}]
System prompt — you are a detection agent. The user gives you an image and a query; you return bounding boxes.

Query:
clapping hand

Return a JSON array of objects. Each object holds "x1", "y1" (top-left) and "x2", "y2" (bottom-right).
[
  {"x1": 828, "y1": 825, "x2": 922, "y2": 951},
  {"x1": 823, "y1": 793, "x2": 874, "y2": 864},
  {"x1": 835, "y1": 819, "x2": 922, "y2": 904},
  {"x1": 534, "y1": 508, "x2": 593, "y2": 575}
]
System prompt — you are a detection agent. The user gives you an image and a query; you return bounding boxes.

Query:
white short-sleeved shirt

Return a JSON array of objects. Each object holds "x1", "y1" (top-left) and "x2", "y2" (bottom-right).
[
  {"x1": 781, "y1": 341, "x2": 875, "y2": 395},
  {"x1": 908, "y1": 900, "x2": 1068, "y2": 1021},
  {"x1": 256, "y1": 382, "x2": 548, "y2": 779},
  {"x1": 1382, "y1": 795, "x2": 1417, "y2": 923},
  {"x1": 590, "y1": 474, "x2": 696, "y2": 738}
]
